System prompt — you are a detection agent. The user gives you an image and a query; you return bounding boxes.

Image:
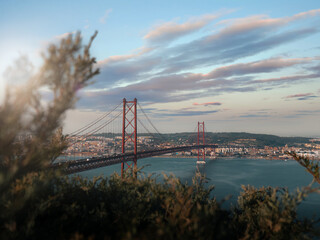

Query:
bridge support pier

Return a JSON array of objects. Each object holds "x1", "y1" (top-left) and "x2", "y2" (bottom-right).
[
  {"x1": 197, "y1": 121, "x2": 206, "y2": 164},
  {"x1": 121, "y1": 98, "x2": 137, "y2": 178}
]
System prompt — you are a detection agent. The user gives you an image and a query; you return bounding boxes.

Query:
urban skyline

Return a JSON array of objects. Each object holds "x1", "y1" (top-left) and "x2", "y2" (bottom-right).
[{"x1": 1, "y1": 0, "x2": 320, "y2": 137}]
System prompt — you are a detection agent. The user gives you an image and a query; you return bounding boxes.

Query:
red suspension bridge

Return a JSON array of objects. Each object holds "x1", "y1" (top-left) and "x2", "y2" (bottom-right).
[{"x1": 55, "y1": 98, "x2": 217, "y2": 175}]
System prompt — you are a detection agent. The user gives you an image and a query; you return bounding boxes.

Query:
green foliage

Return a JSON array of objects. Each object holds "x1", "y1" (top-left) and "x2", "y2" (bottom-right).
[
  {"x1": 0, "y1": 172, "x2": 318, "y2": 239},
  {"x1": 234, "y1": 185, "x2": 316, "y2": 240}
]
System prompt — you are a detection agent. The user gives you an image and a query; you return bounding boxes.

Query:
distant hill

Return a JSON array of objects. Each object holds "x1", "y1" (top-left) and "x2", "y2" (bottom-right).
[
  {"x1": 94, "y1": 132, "x2": 311, "y2": 147},
  {"x1": 210, "y1": 132, "x2": 310, "y2": 147},
  {"x1": 157, "y1": 132, "x2": 310, "y2": 148}
]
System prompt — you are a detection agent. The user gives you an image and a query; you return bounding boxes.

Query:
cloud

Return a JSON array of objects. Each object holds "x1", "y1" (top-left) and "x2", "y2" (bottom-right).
[
  {"x1": 239, "y1": 114, "x2": 271, "y2": 118},
  {"x1": 284, "y1": 109, "x2": 320, "y2": 118},
  {"x1": 99, "y1": 55, "x2": 312, "y2": 91},
  {"x1": 84, "y1": 56, "x2": 318, "y2": 106},
  {"x1": 203, "y1": 57, "x2": 311, "y2": 79},
  {"x1": 295, "y1": 96, "x2": 317, "y2": 101},
  {"x1": 193, "y1": 102, "x2": 222, "y2": 106},
  {"x1": 94, "y1": 55, "x2": 161, "y2": 88},
  {"x1": 80, "y1": 9, "x2": 320, "y2": 109},
  {"x1": 97, "y1": 47, "x2": 154, "y2": 65},
  {"x1": 143, "y1": 9, "x2": 320, "y2": 46},
  {"x1": 284, "y1": 93, "x2": 318, "y2": 100},
  {"x1": 144, "y1": 13, "x2": 224, "y2": 44},
  {"x1": 100, "y1": 9, "x2": 112, "y2": 24},
  {"x1": 158, "y1": 109, "x2": 219, "y2": 117},
  {"x1": 95, "y1": 9, "x2": 320, "y2": 83},
  {"x1": 291, "y1": 9, "x2": 320, "y2": 20},
  {"x1": 123, "y1": 57, "x2": 313, "y2": 97},
  {"x1": 285, "y1": 93, "x2": 313, "y2": 98},
  {"x1": 296, "y1": 109, "x2": 320, "y2": 114},
  {"x1": 217, "y1": 9, "x2": 320, "y2": 32},
  {"x1": 162, "y1": 26, "x2": 318, "y2": 74},
  {"x1": 250, "y1": 73, "x2": 320, "y2": 84}
]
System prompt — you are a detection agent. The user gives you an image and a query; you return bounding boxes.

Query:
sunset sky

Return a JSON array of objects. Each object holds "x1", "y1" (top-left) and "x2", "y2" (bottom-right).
[{"x1": 1, "y1": 0, "x2": 320, "y2": 136}]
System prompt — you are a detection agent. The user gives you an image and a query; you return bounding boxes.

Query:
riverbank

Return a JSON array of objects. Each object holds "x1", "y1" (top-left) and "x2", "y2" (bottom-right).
[{"x1": 150, "y1": 155, "x2": 295, "y2": 161}]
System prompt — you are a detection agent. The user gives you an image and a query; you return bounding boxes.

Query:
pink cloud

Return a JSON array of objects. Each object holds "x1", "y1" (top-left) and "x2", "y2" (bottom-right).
[
  {"x1": 143, "y1": 12, "x2": 230, "y2": 44},
  {"x1": 97, "y1": 47, "x2": 154, "y2": 65},
  {"x1": 291, "y1": 9, "x2": 320, "y2": 20},
  {"x1": 285, "y1": 93, "x2": 313, "y2": 98},
  {"x1": 193, "y1": 102, "x2": 222, "y2": 106},
  {"x1": 215, "y1": 9, "x2": 320, "y2": 39},
  {"x1": 203, "y1": 57, "x2": 313, "y2": 79}
]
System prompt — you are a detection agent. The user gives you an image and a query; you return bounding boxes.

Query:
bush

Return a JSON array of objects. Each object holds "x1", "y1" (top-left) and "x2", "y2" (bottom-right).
[{"x1": 1, "y1": 171, "x2": 318, "y2": 239}]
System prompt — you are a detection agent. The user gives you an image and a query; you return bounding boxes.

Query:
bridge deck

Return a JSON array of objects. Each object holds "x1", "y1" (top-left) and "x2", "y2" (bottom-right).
[{"x1": 53, "y1": 145, "x2": 216, "y2": 174}]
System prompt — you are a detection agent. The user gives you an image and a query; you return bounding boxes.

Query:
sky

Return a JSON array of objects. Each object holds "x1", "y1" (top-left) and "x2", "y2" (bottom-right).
[{"x1": 1, "y1": 0, "x2": 320, "y2": 137}]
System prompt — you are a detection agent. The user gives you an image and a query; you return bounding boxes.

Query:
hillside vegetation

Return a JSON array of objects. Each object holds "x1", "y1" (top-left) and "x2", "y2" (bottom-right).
[
  {"x1": 155, "y1": 132, "x2": 310, "y2": 147},
  {"x1": 1, "y1": 170, "x2": 319, "y2": 240}
]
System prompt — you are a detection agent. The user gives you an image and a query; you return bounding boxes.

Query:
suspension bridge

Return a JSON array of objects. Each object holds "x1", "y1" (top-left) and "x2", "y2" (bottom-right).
[{"x1": 54, "y1": 98, "x2": 217, "y2": 175}]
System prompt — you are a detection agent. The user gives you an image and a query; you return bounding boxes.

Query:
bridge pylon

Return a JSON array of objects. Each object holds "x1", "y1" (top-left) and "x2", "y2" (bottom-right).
[
  {"x1": 121, "y1": 98, "x2": 137, "y2": 178},
  {"x1": 197, "y1": 121, "x2": 206, "y2": 164}
]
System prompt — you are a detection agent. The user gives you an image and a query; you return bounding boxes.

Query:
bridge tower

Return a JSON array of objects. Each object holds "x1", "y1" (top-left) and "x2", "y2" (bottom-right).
[
  {"x1": 197, "y1": 121, "x2": 206, "y2": 164},
  {"x1": 121, "y1": 98, "x2": 137, "y2": 178}
]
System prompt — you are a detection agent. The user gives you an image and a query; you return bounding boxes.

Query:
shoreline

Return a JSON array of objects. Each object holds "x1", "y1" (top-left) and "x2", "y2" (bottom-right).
[{"x1": 151, "y1": 155, "x2": 296, "y2": 161}]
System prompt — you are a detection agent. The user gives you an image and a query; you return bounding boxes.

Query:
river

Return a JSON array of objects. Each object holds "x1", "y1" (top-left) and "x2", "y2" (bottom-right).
[{"x1": 75, "y1": 157, "x2": 320, "y2": 219}]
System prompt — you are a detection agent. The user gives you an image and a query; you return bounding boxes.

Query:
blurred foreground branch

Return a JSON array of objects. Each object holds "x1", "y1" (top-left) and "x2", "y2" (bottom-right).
[
  {"x1": 0, "y1": 31, "x2": 99, "y2": 195},
  {"x1": 287, "y1": 151, "x2": 320, "y2": 185}
]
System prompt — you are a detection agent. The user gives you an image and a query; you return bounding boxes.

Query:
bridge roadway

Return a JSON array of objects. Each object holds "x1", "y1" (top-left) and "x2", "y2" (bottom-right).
[{"x1": 55, "y1": 144, "x2": 217, "y2": 174}]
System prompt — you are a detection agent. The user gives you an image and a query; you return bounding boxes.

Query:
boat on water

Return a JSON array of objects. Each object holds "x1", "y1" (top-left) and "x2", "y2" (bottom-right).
[{"x1": 196, "y1": 160, "x2": 206, "y2": 164}]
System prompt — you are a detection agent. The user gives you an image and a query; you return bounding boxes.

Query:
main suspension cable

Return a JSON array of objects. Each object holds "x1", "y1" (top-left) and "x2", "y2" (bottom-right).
[
  {"x1": 68, "y1": 101, "x2": 122, "y2": 137},
  {"x1": 138, "y1": 103, "x2": 164, "y2": 140},
  {"x1": 69, "y1": 111, "x2": 122, "y2": 146}
]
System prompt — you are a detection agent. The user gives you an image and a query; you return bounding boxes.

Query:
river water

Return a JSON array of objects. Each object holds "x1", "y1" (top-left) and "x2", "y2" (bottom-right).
[{"x1": 76, "y1": 157, "x2": 320, "y2": 219}]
